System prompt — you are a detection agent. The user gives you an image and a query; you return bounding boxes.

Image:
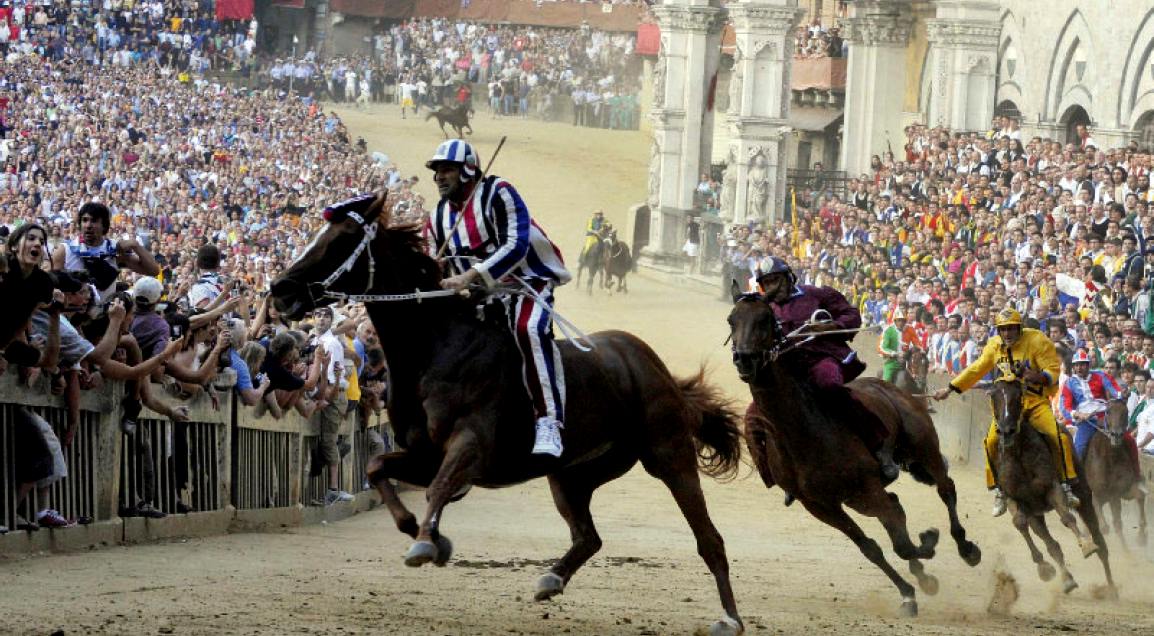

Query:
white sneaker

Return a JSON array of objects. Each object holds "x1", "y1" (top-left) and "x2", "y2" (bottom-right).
[
  {"x1": 325, "y1": 489, "x2": 354, "y2": 505},
  {"x1": 532, "y1": 418, "x2": 564, "y2": 458},
  {"x1": 991, "y1": 488, "x2": 1007, "y2": 517}
]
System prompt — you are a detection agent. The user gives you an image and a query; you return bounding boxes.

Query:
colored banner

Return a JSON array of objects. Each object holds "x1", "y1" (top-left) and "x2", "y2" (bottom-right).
[{"x1": 216, "y1": 0, "x2": 254, "y2": 20}]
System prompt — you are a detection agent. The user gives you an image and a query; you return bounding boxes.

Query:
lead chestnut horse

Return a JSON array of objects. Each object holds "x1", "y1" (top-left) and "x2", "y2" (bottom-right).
[
  {"x1": 271, "y1": 201, "x2": 747, "y2": 636},
  {"x1": 727, "y1": 287, "x2": 980, "y2": 617}
]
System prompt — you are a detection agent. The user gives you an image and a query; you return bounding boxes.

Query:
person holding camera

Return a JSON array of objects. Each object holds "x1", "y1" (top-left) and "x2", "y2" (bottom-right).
[{"x1": 50, "y1": 201, "x2": 160, "y2": 303}]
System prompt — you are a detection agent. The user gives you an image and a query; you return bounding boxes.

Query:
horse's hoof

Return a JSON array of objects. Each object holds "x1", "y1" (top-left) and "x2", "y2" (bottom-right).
[
  {"x1": 404, "y1": 540, "x2": 438, "y2": 567},
  {"x1": 959, "y1": 541, "x2": 982, "y2": 567},
  {"x1": 708, "y1": 616, "x2": 743, "y2": 636},
  {"x1": 1062, "y1": 577, "x2": 1079, "y2": 595},
  {"x1": 1037, "y1": 561, "x2": 1056, "y2": 581},
  {"x1": 918, "y1": 528, "x2": 940, "y2": 558},
  {"x1": 534, "y1": 572, "x2": 565, "y2": 601},
  {"x1": 898, "y1": 597, "x2": 918, "y2": 618},
  {"x1": 433, "y1": 535, "x2": 453, "y2": 567},
  {"x1": 917, "y1": 573, "x2": 940, "y2": 596},
  {"x1": 1081, "y1": 541, "x2": 1100, "y2": 559}
]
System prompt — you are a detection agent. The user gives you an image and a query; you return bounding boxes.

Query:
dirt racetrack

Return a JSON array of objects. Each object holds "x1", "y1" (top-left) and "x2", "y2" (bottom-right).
[{"x1": 3, "y1": 103, "x2": 1154, "y2": 635}]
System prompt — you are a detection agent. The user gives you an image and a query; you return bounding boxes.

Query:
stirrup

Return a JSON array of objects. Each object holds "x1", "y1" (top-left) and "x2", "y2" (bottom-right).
[{"x1": 1062, "y1": 483, "x2": 1081, "y2": 509}]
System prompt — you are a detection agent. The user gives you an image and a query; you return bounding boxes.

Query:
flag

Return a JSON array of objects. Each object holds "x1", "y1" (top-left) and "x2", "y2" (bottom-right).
[{"x1": 216, "y1": 0, "x2": 254, "y2": 20}]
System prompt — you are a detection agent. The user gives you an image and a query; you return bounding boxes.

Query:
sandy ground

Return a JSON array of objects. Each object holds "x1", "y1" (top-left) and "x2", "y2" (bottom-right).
[{"x1": 3, "y1": 103, "x2": 1154, "y2": 635}]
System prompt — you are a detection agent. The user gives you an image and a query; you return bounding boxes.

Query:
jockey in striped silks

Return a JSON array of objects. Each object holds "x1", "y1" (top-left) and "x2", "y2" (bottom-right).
[{"x1": 424, "y1": 139, "x2": 572, "y2": 457}]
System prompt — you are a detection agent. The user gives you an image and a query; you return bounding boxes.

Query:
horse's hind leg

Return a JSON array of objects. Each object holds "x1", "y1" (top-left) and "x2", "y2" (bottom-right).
[
  {"x1": 1109, "y1": 497, "x2": 1128, "y2": 550},
  {"x1": 803, "y1": 499, "x2": 919, "y2": 616},
  {"x1": 848, "y1": 488, "x2": 938, "y2": 561},
  {"x1": 915, "y1": 451, "x2": 981, "y2": 565},
  {"x1": 908, "y1": 559, "x2": 939, "y2": 596},
  {"x1": 1026, "y1": 514, "x2": 1078, "y2": 594},
  {"x1": 1136, "y1": 493, "x2": 1147, "y2": 546},
  {"x1": 1012, "y1": 509, "x2": 1056, "y2": 583},
  {"x1": 641, "y1": 452, "x2": 742, "y2": 635},
  {"x1": 1075, "y1": 499, "x2": 1118, "y2": 595},
  {"x1": 404, "y1": 430, "x2": 481, "y2": 568}
]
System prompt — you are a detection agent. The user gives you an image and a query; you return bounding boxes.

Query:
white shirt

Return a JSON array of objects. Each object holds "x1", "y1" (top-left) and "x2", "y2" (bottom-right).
[{"x1": 318, "y1": 329, "x2": 349, "y2": 390}]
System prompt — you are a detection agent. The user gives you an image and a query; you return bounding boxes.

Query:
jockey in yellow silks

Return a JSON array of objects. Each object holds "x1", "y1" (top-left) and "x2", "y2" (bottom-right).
[
  {"x1": 582, "y1": 210, "x2": 606, "y2": 257},
  {"x1": 932, "y1": 308, "x2": 1080, "y2": 517}
]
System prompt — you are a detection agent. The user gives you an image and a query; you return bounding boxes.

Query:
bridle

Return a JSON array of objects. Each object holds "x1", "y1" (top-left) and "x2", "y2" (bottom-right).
[
  {"x1": 991, "y1": 375, "x2": 1026, "y2": 438},
  {"x1": 305, "y1": 211, "x2": 458, "y2": 305}
]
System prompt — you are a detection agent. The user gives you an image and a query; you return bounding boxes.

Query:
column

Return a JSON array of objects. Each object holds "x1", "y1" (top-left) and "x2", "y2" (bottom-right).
[
  {"x1": 721, "y1": 1, "x2": 803, "y2": 226},
  {"x1": 643, "y1": 0, "x2": 726, "y2": 267},
  {"x1": 839, "y1": 0, "x2": 913, "y2": 176},
  {"x1": 924, "y1": 1, "x2": 1000, "y2": 131}
]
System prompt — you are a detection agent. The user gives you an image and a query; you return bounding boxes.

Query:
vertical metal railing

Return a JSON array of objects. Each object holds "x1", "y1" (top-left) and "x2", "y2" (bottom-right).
[
  {"x1": 118, "y1": 418, "x2": 224, "y2": 515},
  {"x1": 234, "y1": 427, "x2": 294, "y2": 509}
]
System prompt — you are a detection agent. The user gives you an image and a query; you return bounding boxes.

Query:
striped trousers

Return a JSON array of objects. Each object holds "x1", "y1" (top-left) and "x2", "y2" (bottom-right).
[{"x1": 504, "y1": 280, "x2": 566, "y2": 425}]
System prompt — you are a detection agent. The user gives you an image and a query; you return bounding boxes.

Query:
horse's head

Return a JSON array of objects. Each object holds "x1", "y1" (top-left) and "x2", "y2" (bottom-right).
[
  {"x1": 727, "y1": 279, "x2": 782, "y2": 383},
  {"x1": 988, "y1": 365, "x2": 1026, "y2": 446},
  {"x1": 1105, "y1": 398, "x2": 1129, "y2": 447},
  {"x1": 905, "y1": 347, "x2": 929, "y2": 381},
  {"x1": 270, "y1": 193, "x2": 440, "y2": 320}
]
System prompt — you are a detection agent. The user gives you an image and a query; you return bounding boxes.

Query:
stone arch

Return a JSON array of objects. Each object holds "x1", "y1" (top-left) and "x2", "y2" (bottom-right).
[
  {"x1": 1118, "y1": 9, "x2": 1154, "y2": 128},
  {"x1": 1135, "y1": 110, "x2": 1154, "y2": 150},
  {"x1": 1059, "y1": 104, "x2": 1091, "y2": 145},
  {"x1": 995, "y1": 100, "x2": 1021, "y2": 121},
  {"x1": 1044, "y1": 10, "x2": 1095, "y2": 121},
  {"x1": 996, "y1": 11, "x2": 1025, "y2": 121}
]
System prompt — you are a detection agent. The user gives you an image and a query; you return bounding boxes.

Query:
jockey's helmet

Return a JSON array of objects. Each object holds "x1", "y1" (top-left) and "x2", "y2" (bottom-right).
[
  {"x1": 1071, "y1": 348, "x2": 1092, "y2": 365},
  {"x1": 426, "y1": 139, "x2": 480, "y2": 180},
  {"x1": 994, "y1": 308, "x2": 1022, "y2": 328},
  {"x1": 754, "y1": 255, "x2": 797, "y2": 288}
]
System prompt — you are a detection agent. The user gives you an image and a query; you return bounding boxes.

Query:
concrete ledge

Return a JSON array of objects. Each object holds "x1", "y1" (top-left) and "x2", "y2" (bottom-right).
[
  {"x1": 231, "y1": 505, "x2": 305, "y2": 532},
  {"x1": 636, "y1": 267, "x2": 730, "y2": 299},
  {"x1": 122, "y1": 509, "x2": 235, "y2": 544},
  {"x1": 0, "y1": 519, "x2": 122, "y2": 554}
]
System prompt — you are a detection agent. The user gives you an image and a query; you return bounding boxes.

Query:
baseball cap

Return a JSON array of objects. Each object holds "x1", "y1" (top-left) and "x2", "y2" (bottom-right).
[{"x1": 131, "y1": 277, "x2": 163, "y2": 305}]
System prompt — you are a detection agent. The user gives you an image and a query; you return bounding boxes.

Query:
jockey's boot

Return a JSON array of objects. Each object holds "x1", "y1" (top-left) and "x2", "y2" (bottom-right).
[
  {"x1": 991, "y1": 487, "x2": 1007, "y2": 517},
  {"x1": 532, "y1": 417, "x2": 564, "y2": 458},
  {"x1": 1062, "y1": 481, "x2": 1081, "y2": 509}
]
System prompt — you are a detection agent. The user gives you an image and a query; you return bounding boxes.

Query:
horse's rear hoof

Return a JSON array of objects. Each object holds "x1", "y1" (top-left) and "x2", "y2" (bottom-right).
[
  {"x1": 433, "y1": 535, "x2": 453, "y2": 567},
  {"x1": 959, "y1": 541, "x2": 982, "y2": 567},
  {"x1": 898, "y1": 597, "x2": 918, "y2": 618},
  {"x1": 918, "y1": 528, "x2": 940, "y2": 557},
  {"x1": 1081, "y1": 540, "x2": 1100, "y2": 559},
  {"x1": 534, "y1": 572, "x2": 565, "y2": 601},
  {"x1": 1062, "y1": 577, "x2": 1078, "y2": 595},
  {"x1": 1038, "y1": 561, "x2": 1056, "y2": 581},
  {"x1": 404, "y1": 540, "x2": 438, "y2": 567},
  {"x1": 708, "y1": 616, "x2": 743, "y2": 636},
  {"x1": 917, "y1": 573, "x2": 940, "y2": 596}
]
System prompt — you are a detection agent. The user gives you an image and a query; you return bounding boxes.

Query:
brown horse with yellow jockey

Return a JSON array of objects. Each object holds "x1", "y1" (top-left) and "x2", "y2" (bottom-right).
[{"x1": 932, "y1": 308, "x2": 1080, "y2": 516}]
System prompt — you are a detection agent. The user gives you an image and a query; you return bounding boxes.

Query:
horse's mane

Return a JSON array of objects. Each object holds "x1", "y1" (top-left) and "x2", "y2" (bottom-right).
[{"x1": 384, "y1": 222, "x2": 428, "y2": 253}]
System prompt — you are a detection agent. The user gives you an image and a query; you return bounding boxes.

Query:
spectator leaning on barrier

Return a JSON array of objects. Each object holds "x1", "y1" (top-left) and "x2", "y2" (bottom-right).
[{"x1": 311, "y1": 306, "x2": 354, "y2": 506}]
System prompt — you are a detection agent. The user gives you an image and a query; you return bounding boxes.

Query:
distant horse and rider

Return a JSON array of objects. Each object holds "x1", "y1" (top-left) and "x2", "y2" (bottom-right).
[
  {"x1": 575, "y1": 210, "x2": 631, "y2": 295},
  {"x1": 426, "y1": 103, "x2": 475, "y2": 138},
  {"x1": 271, "y1": 140, "x2": 747, "y2": 635}
]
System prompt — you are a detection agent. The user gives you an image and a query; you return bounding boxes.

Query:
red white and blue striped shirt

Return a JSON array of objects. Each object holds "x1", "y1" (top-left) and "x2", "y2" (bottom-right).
[{"x1": 426, "y1": 175, "x2": 571, "y2": 287}]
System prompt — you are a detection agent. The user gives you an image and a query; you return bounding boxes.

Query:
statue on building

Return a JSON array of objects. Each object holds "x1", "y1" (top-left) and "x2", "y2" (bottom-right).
[
  {"x1": 719, "y1": 149, "x2": 737, "y2": 221},
  {"x1": 653, "y1": 53, "x2": 666, "y2": 110},
  {"x1": 647, "y1": 138, "x2": 661, "y2": 209},
  {"x1": 727, "y1": 53, "x2": 743, "y2": 115},
  {"x1": 746, "y1": 152, "x2": 769, "y2": 221}
]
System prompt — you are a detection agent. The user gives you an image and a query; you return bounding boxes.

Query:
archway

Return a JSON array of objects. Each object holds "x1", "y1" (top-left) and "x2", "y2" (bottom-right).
[
  {"x1": 1059, "y1": 104, "x2": 1091, "y2": 145},
  {"x1": 1136, "y1": 111, "x2": 1154, "y2": 151},
  {"x1": 995, "y1": 99, "x2": 1021, "y2": 121}
]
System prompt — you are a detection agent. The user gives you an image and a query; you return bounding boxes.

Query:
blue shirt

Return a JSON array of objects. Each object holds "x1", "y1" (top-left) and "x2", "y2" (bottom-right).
[{"x1": 229, "y1": 350, "x2": 253, "y2": 392}]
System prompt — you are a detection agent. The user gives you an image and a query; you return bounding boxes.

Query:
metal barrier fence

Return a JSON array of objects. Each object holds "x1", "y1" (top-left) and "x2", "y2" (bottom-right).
[
  {"x1": 119, "y1": 418, "x2": 226, "y2": 516},
  {"x1": 234, "y1": 427, "x2": 296, "y2": 509}
]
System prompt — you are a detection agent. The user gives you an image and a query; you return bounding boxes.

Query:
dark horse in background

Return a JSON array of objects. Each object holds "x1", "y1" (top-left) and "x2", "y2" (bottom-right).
[
  {"x1": 727, "y1": 286, "x2": 980, "y2": 617},
  {"x1": 987, "y1": 377, "x2": 1115, "y2": 596},
  {"x1": 575, "y1": 227, "x2": 606, "y2": 294},
  {"x1": 894, "y1": 348, "x2": 930, "y2": 410},
  {"x1": 271, "y1": 198, "x2": 747, "y2": 636},
  {"x1": 426, "y1": 104, "x2": 475, "y2": 138},
  {"x1": 1084, "y1": 399, "x2": 1147, "y2": 548},
  {"x1": 601, "y1": 231, "x2": 632, "y2": 294}
]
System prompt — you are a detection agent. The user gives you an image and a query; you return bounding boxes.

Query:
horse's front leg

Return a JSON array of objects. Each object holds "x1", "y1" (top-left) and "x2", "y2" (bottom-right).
[
  {"x1": 404, "y1": 428, "x2": 482, "y2": 567},
  {"x1": 367, "y1": 450, "x2": 437, "y2": 538}
]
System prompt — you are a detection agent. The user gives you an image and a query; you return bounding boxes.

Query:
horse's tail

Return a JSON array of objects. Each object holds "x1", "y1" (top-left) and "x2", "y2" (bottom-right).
[
  {"x1": 678, "y1": 367, "x2": 742, "y2": 481},
  {"x1": 425, "y1": 111, "x2": 436, "y2": 121}
]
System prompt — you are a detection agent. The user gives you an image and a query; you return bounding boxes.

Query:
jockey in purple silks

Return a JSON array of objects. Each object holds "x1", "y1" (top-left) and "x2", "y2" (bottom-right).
[{"x1": 753, "y1": 256, "x2": 899, "y2": 483}]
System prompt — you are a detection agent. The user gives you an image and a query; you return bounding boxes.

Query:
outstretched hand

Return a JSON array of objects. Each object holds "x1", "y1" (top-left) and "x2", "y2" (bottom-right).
[{"x1": 932, "y1": 387, "x2": 952, "y2": 401}]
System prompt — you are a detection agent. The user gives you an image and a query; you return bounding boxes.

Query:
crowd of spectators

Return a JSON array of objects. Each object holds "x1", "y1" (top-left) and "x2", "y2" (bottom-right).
[
  {"x1": 260, "y1": 17, "x2": 642, "y2": 129},
  {"x1": 719, "y1": 115, "x2": 1154, "y2": 446},
  {"x1": 0, "y1": 3, "x2": 426, "y2": 534},
  {"x1": 793, "y1": 20, "x2": 845, "y2": 59}
]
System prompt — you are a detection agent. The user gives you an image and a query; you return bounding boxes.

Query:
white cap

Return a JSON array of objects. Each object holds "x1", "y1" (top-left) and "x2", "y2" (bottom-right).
[{"x1": 131, "y1": 277, "x2": 163, "y2": 305}]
